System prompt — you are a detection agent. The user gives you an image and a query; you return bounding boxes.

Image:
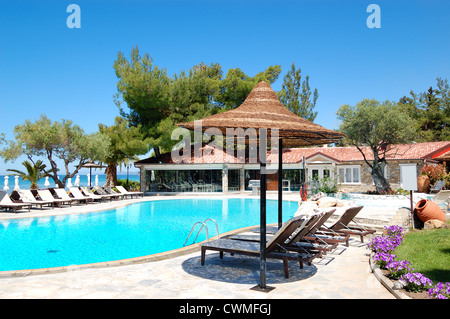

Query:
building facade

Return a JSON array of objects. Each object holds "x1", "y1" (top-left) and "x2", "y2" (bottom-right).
[{"x1": 134, "y1": 141, "x2": 450, "y2": 194}]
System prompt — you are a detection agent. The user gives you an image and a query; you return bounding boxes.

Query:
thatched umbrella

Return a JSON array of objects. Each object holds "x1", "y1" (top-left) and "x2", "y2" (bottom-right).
[{"x1": 178, "y1": 81, "x2": 344, "y2": 291}]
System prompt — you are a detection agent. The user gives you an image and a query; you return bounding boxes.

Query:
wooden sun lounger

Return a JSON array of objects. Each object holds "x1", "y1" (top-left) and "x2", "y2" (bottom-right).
[
  {"x1": 201, "y1": 215, "x2": 321, "y2": 278},
  {"x1": 229, "y1": 209, "x2": 338, "y2": 255},
  {"x1": 18, "y1": 189, "x2": 55, "y2": 209},
  {"x1": 81, "y1": 187, "x2": 110, "y2": 202},
  {"x1": 37, "y1": 189, "x2": 71, "y2": 208},
  {"x1": 290, "y1": 209, "x2": 339, "y2": 253},
  {"x1": 52, "y1": 188, "x2": 84, "y2": 205},
  {"x1": 94, "y1": 186, "x2": 123, "y2": 200},
  {"x1": 0, "y1": 191, "x2": 33, "y2": 213},
  {"x1": 318, "y1": 206, "x2": 375, "y2": 243},
  {"x1": 69, "y1": 187, "x2": 94, "y2": 204}
]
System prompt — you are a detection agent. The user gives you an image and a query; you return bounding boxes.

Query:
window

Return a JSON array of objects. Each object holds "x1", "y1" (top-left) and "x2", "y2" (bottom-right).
[
  {"x1": 308, "y1": 165, "x2": 334, "y2": 181},
  {"x1": 312, "y1": 169, "x2": 319, "y2": 180},
  {"x1": 338, "y1": 165, "x2": 361, "y2": 184}
]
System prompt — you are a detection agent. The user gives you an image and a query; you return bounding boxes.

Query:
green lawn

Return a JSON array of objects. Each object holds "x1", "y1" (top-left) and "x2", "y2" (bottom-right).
[{"x1": 394, "y1": 227, "x2": 450, "y2": 283}]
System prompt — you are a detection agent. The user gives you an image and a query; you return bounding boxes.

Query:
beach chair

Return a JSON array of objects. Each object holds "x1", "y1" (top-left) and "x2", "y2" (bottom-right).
[
  {"x1": 94, "y1": 186, "x2": 123, "y2": 200},
  {"x1": 201, "y1": 215, "x2": 321, "y2": 278},
  {"x1": 52, "y1": 188, "x2": 83, "y2": 205},
  {"x1": 37, "y1": 189, "x2": 71, "y2": 208},
  {"x1": 18, "y1": 189, "x2": 55, "y2": 209},
  {"x1": 290, "y1": 209, "x2": 339, "y2": 253},
  {"x1": 103, "y1": 187, "x2": 126, "y2": 199},
  {"x1": 78, "y1": 187, "x2": 104, "y2": 202},
  {"x1": 0, "y1": 191, "x2": 33, "y2": 213},
  {"x1": 430, "y1": 180, "x2": 445, "y2": 193},
  {"x1": 229, "y1": 210, "x2": 338, "y2": 255},
  {"x1": 115, "y1": 185, "x2": 144, "y2": 198},
  {"x1": 431, "y1": 190, "x2": 450, "y2": 210},
  {"x1": 318, "y1": 206, "x2": 375, "y2": 243},
  {"x1": 69, "y1": 187, "x2": 94, "y2": 204},
  {"x1": 81, "y1": 187, "x2": 110, "y2": 201}
]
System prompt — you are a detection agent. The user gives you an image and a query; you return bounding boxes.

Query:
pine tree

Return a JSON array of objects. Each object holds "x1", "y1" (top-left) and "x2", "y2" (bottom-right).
[{"x1": 278, "y1": 63, "x2": 318, "y2": 121}]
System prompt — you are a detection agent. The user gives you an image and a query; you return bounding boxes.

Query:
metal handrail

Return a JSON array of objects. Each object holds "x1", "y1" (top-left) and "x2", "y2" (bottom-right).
[{"x1": 183, "y1": 219, "x2": 219, "y2": 246}]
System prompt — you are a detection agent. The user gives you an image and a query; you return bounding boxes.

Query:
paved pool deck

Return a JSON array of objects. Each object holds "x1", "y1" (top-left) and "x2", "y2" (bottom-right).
[{"x1": 0, "y1": 193, "x2": 398, "y2": 299}]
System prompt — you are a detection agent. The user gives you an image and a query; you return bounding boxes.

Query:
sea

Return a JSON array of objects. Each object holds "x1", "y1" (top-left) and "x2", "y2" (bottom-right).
[{"x1": 1, "y1": 174, "x2": 140, "y2": 195}]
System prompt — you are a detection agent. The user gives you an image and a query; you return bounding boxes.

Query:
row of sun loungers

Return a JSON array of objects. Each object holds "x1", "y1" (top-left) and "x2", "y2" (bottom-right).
[
  {"x1": 0, "y1": 186, "x2": 144, "y2": 213},
  {"x1": 201, "y1": 206, "x2": 376, "y2": 278}
]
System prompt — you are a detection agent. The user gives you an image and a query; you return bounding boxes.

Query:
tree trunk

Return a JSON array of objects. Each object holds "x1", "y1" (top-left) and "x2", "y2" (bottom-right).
[
  {"x1": 371, "y1": 160, "x2": 391, "y2": 194},
  {"x1": 105, "y1": 164, "x2": 118, "y2": 187}
]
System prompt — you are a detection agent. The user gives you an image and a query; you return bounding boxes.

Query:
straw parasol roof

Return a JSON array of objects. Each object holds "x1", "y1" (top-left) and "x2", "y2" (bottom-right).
[
  {"x1": 177, "y1": 81, "x2": 344, "y2": 291},
  {"x1": 178, "y1": 81, "x2": 345, "y2": 146}
]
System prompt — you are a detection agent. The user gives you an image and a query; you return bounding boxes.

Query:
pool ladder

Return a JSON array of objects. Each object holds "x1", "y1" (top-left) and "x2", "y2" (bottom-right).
[{"x1": 184, "y1": 219, "x2": 219, "y2": 246}]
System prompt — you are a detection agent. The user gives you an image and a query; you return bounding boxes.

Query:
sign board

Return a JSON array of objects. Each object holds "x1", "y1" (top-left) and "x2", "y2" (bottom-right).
[{"x1": 400, "y1": 164, "x2": 418, "y2": 191}]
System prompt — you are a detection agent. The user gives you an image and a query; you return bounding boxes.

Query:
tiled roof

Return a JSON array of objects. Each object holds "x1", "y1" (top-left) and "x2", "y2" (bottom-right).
[
  {"x1": 275, "y1": 141, "x2": 450, "y2": 163},
  {"x1": 135, "y1": 141, "x2": 450, "y2": 165}
]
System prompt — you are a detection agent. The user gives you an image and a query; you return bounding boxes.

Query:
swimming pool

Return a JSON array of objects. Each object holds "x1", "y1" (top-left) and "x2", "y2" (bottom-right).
[{"x1": 0, "y1": 198, "x2": 299, "y2": 272}]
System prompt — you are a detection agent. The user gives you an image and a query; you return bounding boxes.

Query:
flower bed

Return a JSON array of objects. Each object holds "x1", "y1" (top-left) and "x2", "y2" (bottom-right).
[{"x1": 368, "y1": 225, "x2": 449, "y2": 299}]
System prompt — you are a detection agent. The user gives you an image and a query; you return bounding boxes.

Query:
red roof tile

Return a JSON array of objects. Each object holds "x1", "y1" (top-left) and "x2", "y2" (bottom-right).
[{"x1": 135, "y1": 141, "x2": 450, "y2": 165}]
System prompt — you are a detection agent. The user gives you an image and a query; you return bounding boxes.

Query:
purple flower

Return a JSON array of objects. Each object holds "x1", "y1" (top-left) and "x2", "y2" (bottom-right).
[
  {"x1": 368, "y1": 236, "x2": 399, "y2": 253},
  {"x1": 384, "y1": 225, "x2": 405, "y2": 238},
  {"x1": 428, "y1": 282, "x2": 450, "y2": 299},
  {"x1": 386, "y1": 260, "x2": 414, "y2": 279},
  {"x1": 399, "y1": 273, "x2": 433, "y2": 292},
  {"x1": 372, "y1": 252, "x2": 397, "y2": 269}
]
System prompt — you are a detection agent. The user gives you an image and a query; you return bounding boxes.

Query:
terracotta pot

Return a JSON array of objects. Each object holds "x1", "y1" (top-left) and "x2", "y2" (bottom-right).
[
  {"x1": 415, "y1": 199, "x2": 446, "y2": 223},
  {"x1": 417, "y1": 175, "x2": 431, "y2": 193}
]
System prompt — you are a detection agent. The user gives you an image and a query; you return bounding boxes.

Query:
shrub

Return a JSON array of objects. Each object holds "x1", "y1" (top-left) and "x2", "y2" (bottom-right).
[
  {"x1": 421, "y1": 164, "x2": 446, "y2": 185},
  {"x1": 368, "y1": 225, "x2": 404, "y2": 254},
  {"x1": 386, "y1": 260, "x2": 414, "y2": 279},
  {"x1": 428, "y1": 282, "x2": 450, "y2": 299},
  {"x1": 399, "y1": 272, "x2": 433, "y2": 293},
  {"x1": 370, "y1": 224, "x2": 448, "y2": 298},
  {"x1": 372, "y1": 252, "x2": 397, "y2": 269}
]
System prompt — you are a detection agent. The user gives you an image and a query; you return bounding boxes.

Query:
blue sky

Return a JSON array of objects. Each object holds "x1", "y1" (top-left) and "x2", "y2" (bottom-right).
[{"x1": 0, "y1": 0, "x2": 449, "y2": 174}]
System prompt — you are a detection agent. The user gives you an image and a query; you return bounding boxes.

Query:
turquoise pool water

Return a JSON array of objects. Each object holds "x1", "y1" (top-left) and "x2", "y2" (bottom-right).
[{"x1": 0, "y1": 198, "x2": 298, "y2": 272}]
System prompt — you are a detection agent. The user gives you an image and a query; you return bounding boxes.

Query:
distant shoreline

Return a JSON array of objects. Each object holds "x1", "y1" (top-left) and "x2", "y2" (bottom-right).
[{"x1": 0, "y1": 174, "x2": 140, "y2": 194}]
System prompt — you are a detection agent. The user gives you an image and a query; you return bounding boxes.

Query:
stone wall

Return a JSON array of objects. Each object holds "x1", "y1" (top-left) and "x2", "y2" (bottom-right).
[{"x1": 338, "y1": 160, "x2": 424, "y2": 193}]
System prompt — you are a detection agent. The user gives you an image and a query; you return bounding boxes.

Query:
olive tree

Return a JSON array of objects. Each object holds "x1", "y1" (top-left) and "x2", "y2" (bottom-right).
[
  {"x1": 337, "y1": 99, "x2": 417, "y2": 193},
  {"x1": 0, "y1": 114, "x2": 111, "y2": 188}
]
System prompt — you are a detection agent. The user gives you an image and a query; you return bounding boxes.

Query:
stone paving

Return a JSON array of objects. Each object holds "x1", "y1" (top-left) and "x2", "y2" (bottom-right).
[
  {"x1": 0, "y1": 193, "x2": 398, "y2": 299},
  {"x1": 0, "y1": 238, "x2": 393, "y2": 299}
]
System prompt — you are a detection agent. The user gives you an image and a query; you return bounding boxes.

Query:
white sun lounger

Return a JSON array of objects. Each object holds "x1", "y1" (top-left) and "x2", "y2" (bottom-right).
[
  {"x1": 69, "y1": 187, "x2": 94, "y2": 204},
  {"x1": 0, "y1": 191, "x2": 33, "y2": 213},
  {"x1": 53, "y1": 188, "x2": 83, "y2": 205},
  {"x1": 81, "y1": 187, "x2": 107, "y2": 200},
  {"x1": 37, "y1": 189, "x2": 71, "y2": 207},
  {"x1": 115, "y1": 185, "x2": 144, "y2": 198},
  {"x1": 94, "y1": 186, "x2": 123, "y2": 200},
  {"x1": 18, "y1": 189, "x2": 55, "y2": 209}
]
